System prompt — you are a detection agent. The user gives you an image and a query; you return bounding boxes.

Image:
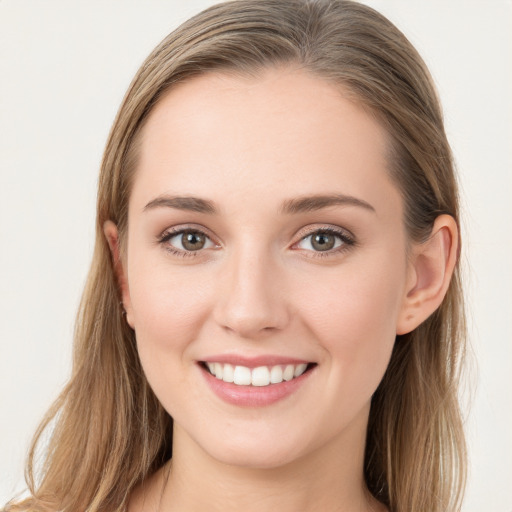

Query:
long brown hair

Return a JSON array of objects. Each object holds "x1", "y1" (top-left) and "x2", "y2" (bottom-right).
[{"x1": 5, "y1": 1, "x2": 467, "y2": 511}]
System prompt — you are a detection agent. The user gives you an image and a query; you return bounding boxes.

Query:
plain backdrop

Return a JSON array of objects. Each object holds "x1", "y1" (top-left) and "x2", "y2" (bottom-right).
[{"x1": 1, "y1": 1, "x2": 511, "y2": 510}]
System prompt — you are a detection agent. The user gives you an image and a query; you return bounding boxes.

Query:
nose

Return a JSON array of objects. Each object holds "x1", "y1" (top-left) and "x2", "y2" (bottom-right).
[{"x1": 213, "y1": 244, "x2": 290, "y2": 339}]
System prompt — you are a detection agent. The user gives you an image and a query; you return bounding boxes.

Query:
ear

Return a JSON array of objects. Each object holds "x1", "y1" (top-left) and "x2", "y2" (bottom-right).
[
  {"x1": 396, "y1": 214, "x2": 459, "y2": 335},
  {"x1": 103, "y1": 220, "x2": 134, "y2": 328}
]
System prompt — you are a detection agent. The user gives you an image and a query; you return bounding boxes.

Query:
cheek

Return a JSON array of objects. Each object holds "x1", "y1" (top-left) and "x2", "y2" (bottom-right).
[
  {"x1": 126, "y1": 260, "x2": 215, "y2": 397},
  {"x1": 295, "y1": 252, "x2": 406, "y2": 390},
  {"x1": 129, "y1": 260, "x2": 213, "y2": 341}
]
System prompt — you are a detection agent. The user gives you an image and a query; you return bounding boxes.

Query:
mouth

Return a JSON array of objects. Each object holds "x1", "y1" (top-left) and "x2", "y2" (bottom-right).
[{"x1": 200, "y1": 361, "x2": 317, "y2": 387}]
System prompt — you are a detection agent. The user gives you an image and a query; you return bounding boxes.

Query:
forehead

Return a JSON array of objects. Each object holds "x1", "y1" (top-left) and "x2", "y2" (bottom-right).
[{"x1": 131, "y1": 67, "x2": 399, "y2": 218}]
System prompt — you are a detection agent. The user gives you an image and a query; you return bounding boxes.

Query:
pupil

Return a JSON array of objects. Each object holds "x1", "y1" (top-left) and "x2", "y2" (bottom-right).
[
  {"x1": 312, "y1": 232, "x2": 335, "y2": 251},
  {"x1": 182, "y1": 231, "x2": 205, "y2": 251}
]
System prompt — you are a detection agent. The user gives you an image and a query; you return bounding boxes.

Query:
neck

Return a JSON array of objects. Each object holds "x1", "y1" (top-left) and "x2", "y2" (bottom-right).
[{"x1": 158, "y1": 409, "x2": 384, "y2": 512}]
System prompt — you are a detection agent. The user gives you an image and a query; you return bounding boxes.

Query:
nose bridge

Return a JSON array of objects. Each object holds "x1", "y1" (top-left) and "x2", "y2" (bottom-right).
[{"x1": 214, "y1": 237, "x2": 289, "y2": 337}]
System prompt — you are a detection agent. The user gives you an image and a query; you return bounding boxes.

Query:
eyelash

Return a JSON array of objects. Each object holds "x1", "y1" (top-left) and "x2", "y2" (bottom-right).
[
  {"x1": 157, "y1": 227, "x2": 217, "y2": 259},
  {"x1": 294, "y1": 226, "x2": 356, "y2": 258},
  {"x1": 157, "y1": 225, "x2": 356, "y2": 259}
]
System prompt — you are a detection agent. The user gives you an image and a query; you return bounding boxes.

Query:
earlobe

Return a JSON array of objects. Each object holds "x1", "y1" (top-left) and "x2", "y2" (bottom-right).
[
  {"x1": 103, "y1": 220, "x2": 134, "y2": 328},
  {"x1": 396, "y1": 215, "x2": 458, "y2": 335}
]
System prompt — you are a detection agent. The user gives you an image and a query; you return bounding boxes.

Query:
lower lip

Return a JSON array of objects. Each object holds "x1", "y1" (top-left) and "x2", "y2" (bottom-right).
[{"x1": 200, "y1": 364, "x2": 314, "y2": 407}]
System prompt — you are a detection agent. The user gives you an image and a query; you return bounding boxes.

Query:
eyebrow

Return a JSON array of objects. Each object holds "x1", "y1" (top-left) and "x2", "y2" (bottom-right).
[
  {"x1": 143, "y1": 195, "x2": 217, "y2": 214},
  {"x1": 143, "y1": 193, "x2": 376, "y2": 215},
  {"x1": 279, "y1": 194, "x2": 376, "y2": 215}
]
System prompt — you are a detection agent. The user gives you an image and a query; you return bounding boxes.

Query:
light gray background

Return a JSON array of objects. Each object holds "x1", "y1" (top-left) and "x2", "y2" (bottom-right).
[{"x1": 1, "y1": 1, "x2": 511, "y2": 510}]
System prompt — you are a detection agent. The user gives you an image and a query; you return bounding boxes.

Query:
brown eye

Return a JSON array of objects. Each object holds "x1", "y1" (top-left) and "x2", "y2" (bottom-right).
[
  {"x1": 296, "y1": 228, "x2": 354, "y2": 254},
  {"x1": 311, "y1": 232, "x2": 336, "y2": 251},
  {"x1": 181, "y1": 231, "x2": 207, "y2": 251},
  {"x1": 163, "y1": 229, "x2": 216, "y2": 253}
]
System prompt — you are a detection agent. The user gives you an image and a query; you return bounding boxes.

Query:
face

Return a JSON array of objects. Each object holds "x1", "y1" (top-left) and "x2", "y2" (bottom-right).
[{"x1": 119, "y1": 67, "x2": 413, "y2": 469}]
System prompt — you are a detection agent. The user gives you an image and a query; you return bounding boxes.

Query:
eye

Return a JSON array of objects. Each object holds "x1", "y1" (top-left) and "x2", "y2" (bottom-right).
[
  {"x1": 159, "y1": 228, "x2": 216, "y2": 254},
  {"x1": 295, "y1": 228, "x2": 355, "y2": 253}
]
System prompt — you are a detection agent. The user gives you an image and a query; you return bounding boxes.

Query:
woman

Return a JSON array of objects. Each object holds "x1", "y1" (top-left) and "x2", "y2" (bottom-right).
[{"x1": 4, "y1": 1, "x2": 467, "y2": 511}]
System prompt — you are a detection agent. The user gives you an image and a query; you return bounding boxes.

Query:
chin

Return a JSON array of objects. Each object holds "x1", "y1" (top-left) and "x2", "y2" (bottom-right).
[
  {"x1": 181, "y1": 420, "x2": 311, "y2": 470},
  {"x1": 208, "y1": 441, "x2": 305, "y2": 470}
]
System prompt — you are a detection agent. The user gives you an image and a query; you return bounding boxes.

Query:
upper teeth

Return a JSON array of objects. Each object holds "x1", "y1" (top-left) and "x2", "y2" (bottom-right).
[{"x1": 206, "y1": 362, "x2": 308, "y2": 386}]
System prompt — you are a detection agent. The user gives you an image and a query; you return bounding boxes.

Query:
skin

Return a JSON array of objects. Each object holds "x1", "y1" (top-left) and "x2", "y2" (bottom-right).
[{"x1": 105, "y1": 67, "x2": 458, "y2": 512}]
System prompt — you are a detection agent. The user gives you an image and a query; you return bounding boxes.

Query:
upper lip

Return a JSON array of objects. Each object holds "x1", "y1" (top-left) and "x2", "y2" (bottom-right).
[{"x1": 200, "y1": 354, "x2": 313, "y2": 368}]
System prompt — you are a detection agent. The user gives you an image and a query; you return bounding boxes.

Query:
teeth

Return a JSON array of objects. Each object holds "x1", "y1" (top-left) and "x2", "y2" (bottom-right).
[
  {"x1": 270, "y1": 365, "x2": 283, "y2": 384},
  {"x1": 214, "y1": 362, "x2": 223, "y2": 380},
  {"x1": 222, "y1": 364, "x2": 234, "y2": 383},
  {"x1": 206, "y1": 362, "x2": 310, "y2": 386},
  {"x1": 233, "y1": 365, "x2": 252, "y2": 385},
  {"x1": 294, "y1": 363, "x2": 308, "y2": 377},
  {"x1": 251, "y1": 366, "x2": 270, "y2": 386},
  {"x1": 283, "y1": 364, "x2": 294, "y2": 381}
]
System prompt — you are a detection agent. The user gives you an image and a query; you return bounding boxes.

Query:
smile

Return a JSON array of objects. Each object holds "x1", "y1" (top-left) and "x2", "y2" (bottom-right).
[
  {"x1": 199, "y1": 356, "x2": 317, "y2": 406},
  {"x1": 204, "y1": 362, "x2": 309, "y2": 386}
]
